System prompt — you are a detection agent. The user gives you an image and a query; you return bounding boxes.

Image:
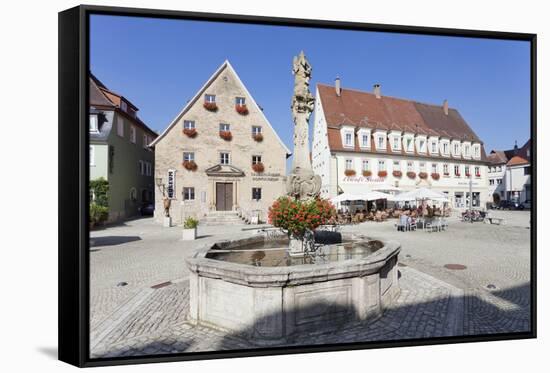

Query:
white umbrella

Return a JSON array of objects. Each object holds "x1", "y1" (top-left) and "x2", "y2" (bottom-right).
[
  {"x1": 358, "y1": 191, "x2": 394, "y2": 201},
  {"x1": 395, "y1": 187, "x2": 448, "y2": 202},
  {"x1": 331, "y1": 193, "x2": 363, "y2": 203}
]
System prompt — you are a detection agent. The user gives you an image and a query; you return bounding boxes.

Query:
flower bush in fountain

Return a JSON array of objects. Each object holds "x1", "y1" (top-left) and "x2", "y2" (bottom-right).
[{"x1": 268, "y1": 196, "x2": 335, "y2": 237}]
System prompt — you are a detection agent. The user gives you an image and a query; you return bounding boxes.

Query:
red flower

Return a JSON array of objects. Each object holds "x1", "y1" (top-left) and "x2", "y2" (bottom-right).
[
  {"x1": 183, "y1": 128, "x2": 197, "y2": 138},
  {"x1": 236, "y1": 104, "x2": 249, "y2": 115},
  {"x1": 219, "y1": 131, "x2": 232, "y2": 141},
  {"x1": 252, "y1": 133, "x2": 263, "y2": 142},
  {"x1": 362, "y1": 170, "x2": 372, "y2": 177},
  {"x1": 419, "y1": 172, "x2": 428, "y2": 179},
  {"x1": 182, "y1": 160, "x2": 197, "y2": 171},
  {"x1": 407, "y1": 171, "x2": 416, "y2": 179},
  {"x1": 203, "y1": 102, "x2": 218, "y2": 111},
  {"x1": 393, "y1": 170, "x2": 402, "y2": 178},
  {"x1": 344, "y1": 169, "x2": 356, "y2": 176},
  {"x1": 252, "y1": 162, "x2": 265, "y2": 173},
  {"x1": 378, "y1": 170, "x2": 388, "y2": 178},
  {"x1": 431, "y1": 172, "x2": 440, "y2": 180}
]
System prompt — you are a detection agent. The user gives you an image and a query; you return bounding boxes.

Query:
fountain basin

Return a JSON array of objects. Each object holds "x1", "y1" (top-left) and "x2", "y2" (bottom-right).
[{"x1": 185, "y1": 232, "x2": 400, "y2": 344}]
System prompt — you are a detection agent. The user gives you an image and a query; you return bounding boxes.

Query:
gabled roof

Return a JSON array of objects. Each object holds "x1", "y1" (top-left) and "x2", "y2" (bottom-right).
[
  {"x1": 507, "y1": 155, "x2": 529, "y2": 166},
  {"x1": 488, "y1": 150, "x2": 508, "y2": 165},
  {"x1": 317, "y1": 83, "x2": 487, "y2": 162},
  {"x1": 317, "y1": 83, "x2": 482, "y2": 142},
  {"x1": 150, "y1": 60, "x2": 291, "y2": 155},
  {"x1": 89, "y1": 73, "x2": 157, "y2": 137},
  {"x1": 491, "y1": 139, "x2": 531, "y2": 166}
]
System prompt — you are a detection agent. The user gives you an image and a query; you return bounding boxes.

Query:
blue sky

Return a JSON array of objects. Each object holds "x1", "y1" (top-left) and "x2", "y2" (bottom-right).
[{"x1": 90, "y1": 15, "x2": 531, "y2": 153}]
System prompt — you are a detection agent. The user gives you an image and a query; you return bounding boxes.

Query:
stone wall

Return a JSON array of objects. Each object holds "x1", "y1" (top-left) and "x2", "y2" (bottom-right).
[{"x1": 154, "y1": 63, "x2": 289, "y2": 225}]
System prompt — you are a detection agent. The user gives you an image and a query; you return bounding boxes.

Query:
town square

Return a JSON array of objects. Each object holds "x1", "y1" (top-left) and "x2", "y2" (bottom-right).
[{"x1": 87, "y1": 14, "x2": 532, "y2": 358}]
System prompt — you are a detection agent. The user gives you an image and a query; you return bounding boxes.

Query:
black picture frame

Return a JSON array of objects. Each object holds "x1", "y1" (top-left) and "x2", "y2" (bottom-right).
[{"x1": 58, "y1": 4, "x2": 537, "y2": 368}]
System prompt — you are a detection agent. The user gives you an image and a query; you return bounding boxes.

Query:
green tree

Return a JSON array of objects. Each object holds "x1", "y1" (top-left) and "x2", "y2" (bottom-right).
[{"x1": 90, "y1": 177, "x2": 109, "y2": 207}]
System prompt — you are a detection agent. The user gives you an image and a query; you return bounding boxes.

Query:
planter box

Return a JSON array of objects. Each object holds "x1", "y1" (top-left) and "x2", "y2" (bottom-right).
[{"x1": 182, "y1": 227, "x2": 197, "y2": 240}]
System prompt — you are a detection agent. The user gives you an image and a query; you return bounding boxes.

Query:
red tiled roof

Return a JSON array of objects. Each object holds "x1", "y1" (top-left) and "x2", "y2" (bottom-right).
[
  {"x1": 507, "y1": 155, "x2": 529, "y2": 166},
  {"x1": 318, "y1": 83, "x2": 487, "y2": 161},
  {"x1": 89, "y1": 73, "x2": 158, "y2": 137},
  {"x1": 488, "y1": 150, "x2": 508, "y2": 165}
]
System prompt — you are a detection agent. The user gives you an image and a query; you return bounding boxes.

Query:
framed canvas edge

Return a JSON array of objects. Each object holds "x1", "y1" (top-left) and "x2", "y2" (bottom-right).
[{"x1": 57, "y1": 4, "x2": 537, "y2": 368}]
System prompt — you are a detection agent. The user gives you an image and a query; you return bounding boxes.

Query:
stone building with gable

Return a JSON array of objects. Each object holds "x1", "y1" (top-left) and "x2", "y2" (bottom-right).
[
  {"x1": 150, "y1": 60, "x2": 290, "y2": 225},
  {"x1": 312, "y1": 79, "x2": 490, "y2": 210}
]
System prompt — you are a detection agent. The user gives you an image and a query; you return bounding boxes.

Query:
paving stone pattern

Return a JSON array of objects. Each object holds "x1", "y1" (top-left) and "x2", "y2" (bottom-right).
[{"x1": 90, "y1": 211, "x2": 531, "y2": 358}]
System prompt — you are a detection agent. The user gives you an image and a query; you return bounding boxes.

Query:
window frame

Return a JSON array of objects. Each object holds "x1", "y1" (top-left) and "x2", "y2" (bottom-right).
[
  {"x1": 236, "y1": 97, "x2": 246, "y2": 106},
  {"x1": 219, "y1": 123, "x2": 231, "y2": 132},
  {"x1": 220, "y1": 152, "x2": 230, "y2": 165},
  {"x1": 89, "y1": 114, "x2": 99, "y2": 133},
  {"x1": 205, "y1": 94, "x2": 216, "y2": 103},
  {"x1": 117, "y1": 117, "x2": 124, "y2": 137},
  {"x1": 183, "y1": 187, "x2": 196, "y2": 201},
  {"x1": 183, "y1": 152, "x2": 195, "y2": 162},
  {"x1": 252, "y1": 155, "x2": 262, "y2": 165},
  {"x1": 252, "y1": 187, "x2": 262, "y2": 201},
  {"x1": 184, "y1": 120, "x2": 196, "y2": 130},
  {"x1": 252, "y1": 126, "x2": 262, "y2": 135}
]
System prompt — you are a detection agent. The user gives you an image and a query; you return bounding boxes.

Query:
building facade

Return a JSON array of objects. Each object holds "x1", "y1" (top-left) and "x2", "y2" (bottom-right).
[
  {"x1": 89, "y1": 74, "x2": 158, "y2": 222},
  {"x1": 312, "y1": 81, "x2": 490, "y2": 210},
  {"x1": 488, "y1": 140, "x2": 531, "y2": 203},
  {"x1": 151, "y1": 61, "x2": 290, "y2": 225}
]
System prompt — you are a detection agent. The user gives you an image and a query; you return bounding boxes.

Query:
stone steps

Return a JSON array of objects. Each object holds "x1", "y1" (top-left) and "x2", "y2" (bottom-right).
[{"x1": 200, "y1": 212, "x2": 246, "y2": 226}]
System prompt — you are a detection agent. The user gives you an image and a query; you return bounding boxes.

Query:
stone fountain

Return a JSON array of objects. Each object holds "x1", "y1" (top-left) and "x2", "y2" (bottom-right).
[{"x1": 185, "y1": 52, "x2": 401, "y2": 345}]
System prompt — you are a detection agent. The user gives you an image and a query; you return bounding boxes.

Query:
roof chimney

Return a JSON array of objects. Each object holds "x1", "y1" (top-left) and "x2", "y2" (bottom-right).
[
  {"x1": 443, "y1": 99, "x2": 449, "y2": 115},
  {"x1": 373, "y1": 84, "x2": 381, "y2": 99},
  {"x1": 335, "y1": 76, "x2": 341, "y2": 97}
]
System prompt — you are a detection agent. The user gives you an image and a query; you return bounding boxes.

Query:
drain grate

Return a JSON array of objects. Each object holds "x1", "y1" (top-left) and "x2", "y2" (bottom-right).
[
  {"x1": 116, "y1": 282, "x2": 128, "y2": 287},
  {"x1": 444, "y1": 264, "x2": 467, "y2": 270}
]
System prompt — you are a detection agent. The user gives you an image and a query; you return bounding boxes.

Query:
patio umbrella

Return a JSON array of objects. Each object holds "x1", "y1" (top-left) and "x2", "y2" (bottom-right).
[
  {"x1": 358, "y1": 191, "x2": 395, "y2": 201},
  {"x1": 372, "y1": 184, "x2": 401, "y2": 193},
  {"x1": 331, "y1": 193, "x2": 363, "y2": 203},
  {"x1": 394, "y1": 187, "x2": 448, "y2": 202}
]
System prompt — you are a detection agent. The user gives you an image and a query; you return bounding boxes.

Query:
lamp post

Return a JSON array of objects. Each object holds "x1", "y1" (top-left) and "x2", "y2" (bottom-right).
[{"x1": 469, "y1": 172, "x2": 473, "y2": 223}]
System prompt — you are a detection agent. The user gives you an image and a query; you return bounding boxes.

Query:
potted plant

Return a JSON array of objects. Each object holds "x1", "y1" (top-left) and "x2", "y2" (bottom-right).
[
  {"x1": 344, "y1": 169, "x2": 356, "y2": 176},
  {"x1": 252, "y1": 162, "x2": 265, "y2": 173},
  {"x1": 203, "y1": 102, "x2": 218, "y2": 111},
  {"x1": 252, "y1": 133, "x2": 263, "y2": 142},
  {"x1": 378, "y1": 170, "x2": 388, "y2": 178},
  {"x1": 183, "y1": 128, "x2": 197, "y2": 138},
  {"x1": 182, "y1": 217, "x2": 199, "y2": 240},
  {"x1": 419, "y1": 172, "x2": 428, "y2": 179},
  {"x1": 236, "y1": 104, "x2": 249, "y2": 115},
  {"x1": 182, "y1": 160, "x2": 198, "y2": 171},
  {"x1": 431, "y1": 172, "x2": 440, "y2": 180},
  {"x1": 393, "y1": 170, "x2": 402, "y2": 178},
  {"x1": 219, "y1": 130, "x2": 232, "y2": 141},
  {"x1": 362, "y1": 170, "x2": 372, "y2": 177},
  {"x1": 407, "y1": 171, "x2": 416, "y2": 179},
  {"x1": 89, "y1": 203, "x2": 108, "y2": 229}
]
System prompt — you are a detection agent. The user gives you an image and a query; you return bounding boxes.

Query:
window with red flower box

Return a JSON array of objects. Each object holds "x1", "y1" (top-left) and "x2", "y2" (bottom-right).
[
  {"x1": 363, "y1": 170, "x2": 372, "y2": 177},
  {"x1": 344, "y1": 169, "x2": 356, "y2": 176},
  {"x1": 407, "y1": 171, "x2": 416, "y2": 179},
  {"x1": 393, "y1": 170, "x2": 402, "y2": 178},
  {"x1": 419, "y1": 172, "x2": 428, "y2": 179},
  {"x1": 431, "y1": 173, "x2": 440, "y2": 180},
  {"x1": 378, "y1": 170, "x2": 387, "y2": 178}
]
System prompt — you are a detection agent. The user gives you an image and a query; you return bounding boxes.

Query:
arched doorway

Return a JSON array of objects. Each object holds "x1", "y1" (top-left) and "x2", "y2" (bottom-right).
[{"x1": 492, "y1": 192, "x2": 501, "y2": 204}]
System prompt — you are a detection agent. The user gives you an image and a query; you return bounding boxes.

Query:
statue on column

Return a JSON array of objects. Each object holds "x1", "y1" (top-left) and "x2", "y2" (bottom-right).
[{"x1": 286, "y1": 51, "x2": 321, "y2": 200}]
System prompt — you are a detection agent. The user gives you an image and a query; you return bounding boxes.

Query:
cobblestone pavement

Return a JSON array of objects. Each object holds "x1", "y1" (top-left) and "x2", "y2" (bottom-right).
[{"x1": 90, "y1": 211, "x2": 532, "y2": 358}]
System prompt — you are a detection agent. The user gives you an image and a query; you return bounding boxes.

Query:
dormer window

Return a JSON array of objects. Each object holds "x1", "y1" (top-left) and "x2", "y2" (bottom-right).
[
  {"x1": 392, "y1": 137, "x2": 399, "y2": 151},
  {"x1": 344, "y1": 132, "x2": 353, "y2": 147},
  {"x1": 361, "y1": 133, "x2": 369, "y2": 147},
  {"x1": 419, "y1": 139, "x2": 425, "y2": 152},
  {"x1": 465, "y1": 145, "x2": 470, "y2": 157},
  {"x1": 405, "y1": 138, "x2": 413, "y2": 152},
  {"x1": 443, "y1": 142, "x2": 449, "y2": 154},
  {"x1": 431, "y1": 142, "x2": 437, "y2": 153},
  {"x1": 378, "y1": 136, "x2": 384, "y2": 149},
  {"x1": 89, "y1": 114, "x2": 99, "y2": 133},
  {"x1": 453, "y1": 143, "x2": 460, "y2": 155}
]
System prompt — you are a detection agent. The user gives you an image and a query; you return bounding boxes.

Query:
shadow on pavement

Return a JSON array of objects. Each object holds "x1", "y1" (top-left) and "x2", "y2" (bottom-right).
[{"x1": 90, "y1": 236, "x2": 141, "y2": 247}]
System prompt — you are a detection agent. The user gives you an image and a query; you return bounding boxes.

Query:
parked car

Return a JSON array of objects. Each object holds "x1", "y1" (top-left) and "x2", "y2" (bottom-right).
[
  {"x1": 498, "y1": 200, "x2": 523, "y2": 210},
  {"x1": 139, "y1": 203, "x2": 154, "y2": 216}
]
